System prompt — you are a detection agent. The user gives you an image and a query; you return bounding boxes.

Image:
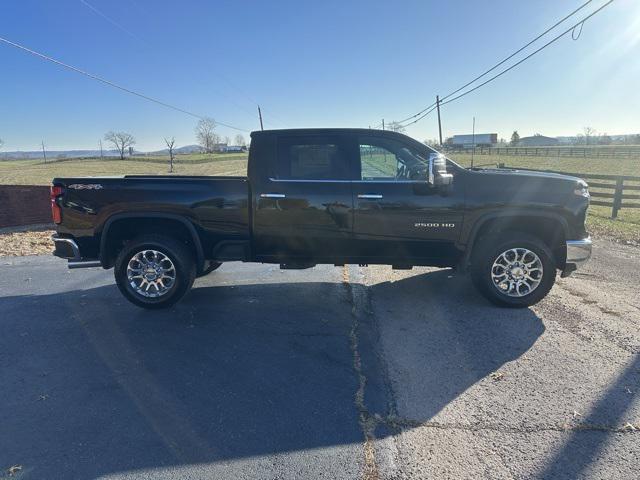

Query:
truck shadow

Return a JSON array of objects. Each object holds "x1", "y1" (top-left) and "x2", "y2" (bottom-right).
[{"x1": 1, "y1": 266, "x2": 543, "y2": 478}]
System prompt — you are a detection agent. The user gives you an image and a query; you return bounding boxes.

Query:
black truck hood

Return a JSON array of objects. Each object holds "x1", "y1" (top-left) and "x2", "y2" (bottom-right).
[{"x1": 468, "y1": 167, "x2": 583, "y2": 183}]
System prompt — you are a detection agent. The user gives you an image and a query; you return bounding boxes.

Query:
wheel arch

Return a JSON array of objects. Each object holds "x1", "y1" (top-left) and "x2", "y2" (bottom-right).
[
  {"x1": 462, "y1": 211, "x2": 569, "y2": 270},
  {"x1": 98, "y1": 213, "x2": 205, "y2": 272}
]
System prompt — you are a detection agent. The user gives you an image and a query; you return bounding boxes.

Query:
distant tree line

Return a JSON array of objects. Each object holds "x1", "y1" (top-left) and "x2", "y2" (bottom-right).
[
  {"x1": 194, "y1": 117, "x2": 246, "y2": 153},
  {"x1": 95, "y1": 119, "x2": 248, "y2": 172}
]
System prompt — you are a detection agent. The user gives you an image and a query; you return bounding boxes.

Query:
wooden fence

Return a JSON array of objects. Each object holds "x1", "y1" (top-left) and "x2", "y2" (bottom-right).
[{"x1": 497, "y1": 166, "x2": 640, "y2": 218}]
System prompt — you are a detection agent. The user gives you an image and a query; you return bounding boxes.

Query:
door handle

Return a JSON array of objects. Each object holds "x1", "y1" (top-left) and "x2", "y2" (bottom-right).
[
  {"x1": 260, "y1": 193, "x2": 286, "y2": 198},
  {"x1": 357, "y1": 194, "x2": 383, "y2": 199}
]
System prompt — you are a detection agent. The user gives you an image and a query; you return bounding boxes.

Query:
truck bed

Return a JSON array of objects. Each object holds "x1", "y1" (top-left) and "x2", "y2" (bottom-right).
[{"x1": 53, "y1": 175, "x2": 250, "y2": 260}]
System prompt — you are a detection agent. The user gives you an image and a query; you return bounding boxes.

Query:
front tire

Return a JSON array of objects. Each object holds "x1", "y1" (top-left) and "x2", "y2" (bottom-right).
[
  {"x1": 470, "y1": 233, "x2": 556, "y2": 308},
  {"x1": 114, "y1": 234, "x2": 196, "y2": 309}
]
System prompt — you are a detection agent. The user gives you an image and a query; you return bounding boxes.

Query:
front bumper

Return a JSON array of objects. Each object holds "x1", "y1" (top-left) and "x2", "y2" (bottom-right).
[
  {"x1": 52, "y1": 234, "x2": 101, "y2": 269},
  {"x1": 561, "y1": 237, "x2": 592, "y2": 277}
]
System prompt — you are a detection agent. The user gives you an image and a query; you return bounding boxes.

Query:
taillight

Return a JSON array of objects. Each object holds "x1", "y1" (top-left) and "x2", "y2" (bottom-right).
[{"x1": 50, "y1": 185, "x2": 64, "y2": 224}]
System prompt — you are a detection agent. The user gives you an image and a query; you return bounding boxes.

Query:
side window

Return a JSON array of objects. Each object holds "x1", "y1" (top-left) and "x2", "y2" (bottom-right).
[
  {"x1": 359, "y1": 137, "x2": 429, "y2": 182},
  {"x1": 359, "y1": 144, "x2": 400, "y2": 180},
  {"x1": 276, "y1": 136, "x2": 349, "y2": 180}
]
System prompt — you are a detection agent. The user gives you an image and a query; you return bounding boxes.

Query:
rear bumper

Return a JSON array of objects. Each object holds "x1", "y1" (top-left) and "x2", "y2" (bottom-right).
[
  {"x1": 52, "y1": 234, "x2": 101, "y2": 269},
  {"x1": 52, "y1": 234, "x2": 80, "y2": 260},
  {"x1": 561, "y1": 237, "x2": 592, "y2": 277}
]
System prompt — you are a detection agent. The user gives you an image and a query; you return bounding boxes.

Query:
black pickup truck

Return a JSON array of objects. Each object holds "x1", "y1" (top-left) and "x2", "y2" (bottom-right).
[{"x1": 51, "y1": 128, "x2": 591, "y2": 309}]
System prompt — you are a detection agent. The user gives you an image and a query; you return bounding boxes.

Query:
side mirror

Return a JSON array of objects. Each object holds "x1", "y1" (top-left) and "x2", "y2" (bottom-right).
[{"x1": 428, "y1": 153, "x2": 453, "y2": 187}]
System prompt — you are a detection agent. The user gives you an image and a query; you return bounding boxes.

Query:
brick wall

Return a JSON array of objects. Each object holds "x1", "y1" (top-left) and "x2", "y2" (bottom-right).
[{"x1": 0, "y1": 185, "x2": 52, "y2": 228}]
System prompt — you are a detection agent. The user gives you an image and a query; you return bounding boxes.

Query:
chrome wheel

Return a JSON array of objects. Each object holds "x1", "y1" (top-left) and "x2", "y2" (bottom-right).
[
  {"x1": 126, "y1": 250, "x2": 176, "y2": 298},
  {"x1": 490, "y1": 248, "x2": 543, "y2": 298}
]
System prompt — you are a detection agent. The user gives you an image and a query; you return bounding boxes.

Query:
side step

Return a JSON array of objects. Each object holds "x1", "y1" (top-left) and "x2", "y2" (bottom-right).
[
  {"x1": 280, "y1": 263, "x2": 316, "y2": 270},
  {"x1": 68, "y1": 261, "x2": 102, "y2": 269}
]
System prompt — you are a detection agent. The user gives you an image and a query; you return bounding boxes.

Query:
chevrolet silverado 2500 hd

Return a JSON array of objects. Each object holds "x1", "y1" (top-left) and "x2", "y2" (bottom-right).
[{"x1": 51, "y1": 128, "x2": 592, "y2": 309}]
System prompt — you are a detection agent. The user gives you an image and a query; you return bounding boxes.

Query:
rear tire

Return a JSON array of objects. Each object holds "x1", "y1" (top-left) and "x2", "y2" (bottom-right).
[
  {"x1": 470, "y1": 233, "x2": 556, "y2": 308},
  {"x1": 114, "y1": 234, "x2": 196, "y2": 309}
]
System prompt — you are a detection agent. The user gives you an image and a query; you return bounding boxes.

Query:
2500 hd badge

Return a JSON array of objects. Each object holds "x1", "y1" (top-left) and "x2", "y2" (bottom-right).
[{"x1": 414, "y1": 222, "x2": 456, "y2": 228}]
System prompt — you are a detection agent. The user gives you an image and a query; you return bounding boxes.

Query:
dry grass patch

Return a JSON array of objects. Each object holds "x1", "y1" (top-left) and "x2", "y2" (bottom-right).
[{"x1": 0, "y1": 229, "x2": 54, "y2": 256}]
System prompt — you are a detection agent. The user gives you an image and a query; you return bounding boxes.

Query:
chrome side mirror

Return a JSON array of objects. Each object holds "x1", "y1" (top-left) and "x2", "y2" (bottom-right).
[{"x1": 428, "y1": 153, "x2": 453, "y2": 187}]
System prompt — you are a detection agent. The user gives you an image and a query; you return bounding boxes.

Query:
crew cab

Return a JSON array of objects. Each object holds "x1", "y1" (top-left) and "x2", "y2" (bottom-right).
[{"x1": 51, "y1": 128, "x2": 592, "y2": 309}]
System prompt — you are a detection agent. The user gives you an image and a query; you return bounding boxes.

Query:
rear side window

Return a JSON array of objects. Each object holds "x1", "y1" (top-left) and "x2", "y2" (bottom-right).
[{"x1": 275, "y1": 136, "x2": 350, "y2": 180}]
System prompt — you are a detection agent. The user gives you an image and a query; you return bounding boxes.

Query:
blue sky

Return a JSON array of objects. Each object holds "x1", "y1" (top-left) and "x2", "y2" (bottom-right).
[{"x1": 0, "y1": 0, "x2": 638, "y2": 151}]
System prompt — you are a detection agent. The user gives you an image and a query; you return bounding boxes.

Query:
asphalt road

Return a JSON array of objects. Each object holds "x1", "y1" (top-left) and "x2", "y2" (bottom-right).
[{"x1": 0, "y1": 238, "x2": 638, "y2": 479}]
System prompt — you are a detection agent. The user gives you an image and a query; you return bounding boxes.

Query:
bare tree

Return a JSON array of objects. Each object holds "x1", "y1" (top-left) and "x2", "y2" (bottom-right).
[
  {"x1": 223, "y1": 136, "x2": 230, "y2": 146},
  {"x1": 234, "y1": 134, "x2": 246, "y2": 146},
  {"x1": 386, "y1": 121, "x2": 405, "y2": 133},
  {"x1": 164, "y1": 137, "x2": 176, "y2": 173},
  {"x1": 583, "y1": 127, "x2": 596, "y2": 146},
  {"x1": 104, "y1": 131, "x2": 136, "y2": 160},
  {"x1": 0, "y1": 138, "x2": 3, "y2": 149},
  {"x1": 195, "y1": 117, "x2": 217, "y2": 153}
]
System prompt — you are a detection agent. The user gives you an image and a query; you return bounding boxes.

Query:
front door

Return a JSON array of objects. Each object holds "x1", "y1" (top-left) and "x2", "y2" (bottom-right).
[
  {"x1": 352, "y1": 134, "x2": 464, "y2": 264},
  {"x1": 253, "y1": 134, "x2": 354, "y2": 262}
]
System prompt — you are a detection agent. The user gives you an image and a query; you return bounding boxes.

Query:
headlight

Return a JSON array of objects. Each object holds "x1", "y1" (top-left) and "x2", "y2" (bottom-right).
[{"x1": 574, "y1": 180, "x2": 590, "y2": 198}]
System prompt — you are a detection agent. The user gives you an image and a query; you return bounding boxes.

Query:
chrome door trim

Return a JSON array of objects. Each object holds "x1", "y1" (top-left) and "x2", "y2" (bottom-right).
[
  {"x1": 268, "y1": 177, "x2": 427, "y2": 184},
  {"x1": 260, "y1": 193, "x2": 286, "y2": 198}
]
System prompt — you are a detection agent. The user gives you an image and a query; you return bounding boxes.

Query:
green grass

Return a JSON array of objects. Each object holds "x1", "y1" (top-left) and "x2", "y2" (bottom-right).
[
  {"x1": 0, "y1": 153, "x2": 248, "y2": 185},
  {"x1": 448, "y1": 152, "x2": 640, "y2": 176}
]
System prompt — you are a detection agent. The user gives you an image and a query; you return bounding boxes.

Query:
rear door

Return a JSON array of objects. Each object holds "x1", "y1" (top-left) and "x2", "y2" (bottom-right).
[
  {"x1": 252, "y1": 134, "x2": 354, "y2": 262},
  {"x1": 352, "y1": 134, "x2": 464, "y2": 263}
]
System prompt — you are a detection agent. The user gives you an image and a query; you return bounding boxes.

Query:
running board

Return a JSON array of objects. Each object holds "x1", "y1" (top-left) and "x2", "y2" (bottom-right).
[
  {"x1": 280, "y1": 263, "x2": 316, "y2": 270},
  {"x1": 68, "y1": 261, "x2": 102, "y2": 269}
]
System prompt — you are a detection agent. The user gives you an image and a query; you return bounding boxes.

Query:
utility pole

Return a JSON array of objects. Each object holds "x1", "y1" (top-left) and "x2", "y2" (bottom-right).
[
  {"x1": 99, "y1": 139, "x2": 103, "y2": 159},
  {"x1": 471, "y1": 116, "x2": 476, "y2": 168},
  {"x1": 382, "y1": 119, "x2": 385, "y2": 130},
  {"x1": 257, "y1": 105, "x2": 264, "y2": 131},
  {"x1": 41, "y1": 140, "x2": 47, "y2": 163},
  {"x1": 436, "y1": 95, "x2": 443, "y2": 146}
]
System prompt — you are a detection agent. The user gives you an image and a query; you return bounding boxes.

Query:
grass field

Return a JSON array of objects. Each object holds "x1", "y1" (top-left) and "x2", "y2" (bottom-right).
[
  {"x1": 448, "y1": 152, "x2": 640, "y2": 176},
  {"x1": 0, "y1": 151, "x2": 637, "y2": 243},
  {"x1": 0, "y1": 153, "x2": 248, "y2": 185}
]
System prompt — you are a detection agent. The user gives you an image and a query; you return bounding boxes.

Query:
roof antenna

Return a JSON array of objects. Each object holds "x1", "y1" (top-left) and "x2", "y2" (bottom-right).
[{"x1": 257, "y1": 105, "x2": 264, "y2": 131}]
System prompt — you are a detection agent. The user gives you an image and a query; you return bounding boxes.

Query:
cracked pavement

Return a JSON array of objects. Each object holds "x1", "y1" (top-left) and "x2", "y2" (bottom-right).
[{"x1": 0, "y1": 238, "x2": 638, "y2": 479}]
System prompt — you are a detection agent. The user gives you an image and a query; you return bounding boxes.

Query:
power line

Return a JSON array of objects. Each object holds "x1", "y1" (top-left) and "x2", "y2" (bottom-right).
[
  {"x1": 0, "y1": 35, "x2": 250, "y2": 132},
  {"x1": 79, "y1": 0, "x2": 142, "y2": 42},
  {"x1": 80, "y1": 0, "x2": 285, "y2": 128},
  {"x1": 399, "y1": 0, "x2": 614, "y2": 127},
  {"x1": 439, "y1": 0, "x2": 594, "y2": 102},
  {"x1": 395, "y1": 0, "x2": 594, "y2": 125},
  {"x1": 439, "y1": 0, "x2": 614, "y2": 108},
  {"x1": 393, "y1": 0, "x2": 602, "y2": 127},
  {"x1": 400, "y1": 104, "x2": 438, "y2": 128},
  {"x1": 395, "y1": 100, "x2": 437, "y2": 125}
]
